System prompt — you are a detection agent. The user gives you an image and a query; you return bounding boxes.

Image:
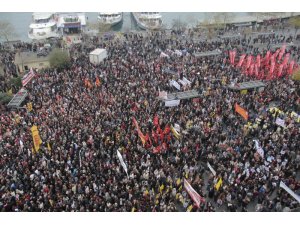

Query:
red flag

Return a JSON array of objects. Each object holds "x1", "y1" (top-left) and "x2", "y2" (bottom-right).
[
  {"x1": 87, "y1": 81, "x2": 93, "y2": 89},
  {"x1": 152, "y1": 130, "x2": 158, "y2": 144},
  {"x1": 153, "y1": 146, "x2": 161, "y2": 154},
  {"x1": 256, "y1": 54, "x2": 261, "y2": 68},
  {"x1": 282, "y1": 53, "x2": 290, "y2": 68},
  {"x1": 145, "y1": 133, "x2": 152, "y2": 148},
  {"x1": 163, "y1": 125, "x2": 170, "y2": 134},
  {"x1": 237, "y1": 54, "x2": 246, "y2": 67},
  {"x1": 229, "y1": 50, "x2": 236, "y2": 65},
  {"x1": 95, "y1": 77, "x2": 101, "y2": 87},
  {"x1": 229, "y1": 51, "x2": 233, "y2": 64},
  {"x1": 265, "y1": 51, "x2": 271, "y2": 63},
  {"x1": 246, "y1": 55, "x2": 252, "y2": 69},
  {"x1": 278, "y1": 44, "x2": 286, "y2": 60},
  {"x1": 274, "y1": 49, "x2": 280, "y2": 59},
  {"x1": 277, "y1": 64, "x2": 284, "y2": 77},
  {"x1": 255, "y1": 64, "x2": 259, "y2": 78},
  {"x1": 288, "y1": 61, "x2": 295, "y2": 75},
  {"x1": 153, "y1": 115, "x2": 159, "y2": 127},
  {"x1": 84, "y1": 78, "x2": 89, "y2": 87},
  {"x1": 235, "y1": 103, "x2": 249, "y2": 120},
  {"x1": 132, "y1": 117, "x2": 146, "y2": 145},
  {"x1": 270, "y1": 61, "x2": 276, "y2": 76},
  {"x1": 232, "y1": 50, "x2": 236, "y2": 65},
  {"x1": 249, "y1": 64, "x2": 254, "y2": 76}
]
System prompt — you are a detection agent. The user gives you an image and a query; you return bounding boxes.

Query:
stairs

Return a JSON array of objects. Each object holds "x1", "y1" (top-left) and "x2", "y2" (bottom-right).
[{"x1": 7, "y1": 89, "x2": 28, "y2": 108}]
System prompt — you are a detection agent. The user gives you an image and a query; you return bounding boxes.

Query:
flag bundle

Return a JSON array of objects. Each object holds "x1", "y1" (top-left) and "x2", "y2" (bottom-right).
[{"x1": 233, "y1": 44, "x2": 298, "y2": 80}]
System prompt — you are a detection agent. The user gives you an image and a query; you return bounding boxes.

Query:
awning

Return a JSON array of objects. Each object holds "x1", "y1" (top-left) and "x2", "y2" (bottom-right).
[{"x1": 228, "y1": 80, "x2": 266, "y2": 90}]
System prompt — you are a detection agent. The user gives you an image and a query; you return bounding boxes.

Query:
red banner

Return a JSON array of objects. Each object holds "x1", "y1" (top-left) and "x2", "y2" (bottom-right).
[{"x1": 184, "y1": 179, "x2": 205, "y2": 208}]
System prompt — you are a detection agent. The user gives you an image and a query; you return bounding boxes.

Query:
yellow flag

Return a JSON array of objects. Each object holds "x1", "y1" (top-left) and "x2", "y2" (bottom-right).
[
  {"x1": 240, "y1": 89, "x2": 247, "y2": 95},
  {"x1": 215, "y1": 178, "x2": 223, "y2": 191},
  {"x1": 7, "y1": 89, "x2": 13, "y2": 95},
  {"x1": 31, "y1": 125, "x2": 42, "y2": 152},
  {"x1": 176, "y1": 178, "x2": 181, "y2": 186},
  {"x1": 27, "y1": 102, "x2": 33, "y2": 112},
  {"x1": 47, "y1": 142, "x2": 51, "y2": 152},
  {"x1": 15, "y1": 115, "x2": 20, "y2": 124},
  {"x1": 159, "y1": 184, "x2": 164, "y2": 193},
  {"x1": 144, "y1": 189, "x2": 149, "y2": 196},
  {"x1": 131, "y1": 207, "x2": 136, "y2": 212},
  {"x1": 171, "y1": 126, "x2": 181, "y2": 139},
  {"x1": 187, "y1": 204, "x2": 193, "y2": 212}
]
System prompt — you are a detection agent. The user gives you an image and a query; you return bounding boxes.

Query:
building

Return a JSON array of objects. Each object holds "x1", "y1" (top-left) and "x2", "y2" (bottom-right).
[{"x1": 14, "y1": 51, "x2": 51, "y2": 74}]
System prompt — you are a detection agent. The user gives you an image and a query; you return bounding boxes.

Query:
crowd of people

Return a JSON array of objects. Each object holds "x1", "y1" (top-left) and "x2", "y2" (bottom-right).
[{"x1": 0, "y1": 23, "x2": 299, "y2": 212}]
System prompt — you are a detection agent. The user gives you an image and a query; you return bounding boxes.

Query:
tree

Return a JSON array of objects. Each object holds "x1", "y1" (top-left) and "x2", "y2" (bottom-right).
[
  {"x1": 0, "y1": 92, "x2": 13, "y2": 104},
  {"x1": 171, "y1": 18, "x2": 187, "y2": 31},
  {"x1": 49, "y1": 49, "x2": 71, "y2": 69},
  {"x1": 88, "y1": 22, "x2": 111, "y2": 35},
  {"x1": 214, "y1": 12, "x2": 236, "y2": 29},
  {"x1": 198, "y1": 13, "x2": 221, "y2": 40},
  {"x1": 292, "y1": 69, "x2": 300, "y2": 81},
  {"x1": 9, "y1": 76, "x2": 22, "y2": 89},
  {"x1": 0, "y1": 20, "x2": 15, "y2": 42},
  {"x1": 288, "y1": 16, "x2": 300, "y2": 34}
]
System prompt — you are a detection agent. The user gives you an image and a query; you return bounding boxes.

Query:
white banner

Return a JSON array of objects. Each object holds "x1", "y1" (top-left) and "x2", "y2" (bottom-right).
[
  {"x1": 174, "y1": 123, "x2": 180, "y2": 132},
  {"x1": 117, "y1": 150, "x2": 128, "y2": 177},
  {"x1": 184, "y1": 179, "x2": 205, "y2": 208},
  {"x1": 19, "y1": 140, "x2": 24, "y2": 149},
  {"x1": 170, "y1": 80, "x2": 181, "y2": 90},
  {"x1": 275, "y1": 118, "x2": 285, "y2": 127},
  {"x1": 165, "y1": 100, "x2": 180, "y2": 107},
  {"x1": 207, "y1": 162, "x2": 216, "y2": 176},
  {"x1": 254, "y1": 140, "x2": 264, "y2": 158},
  {"x1": 178, "y1": 79, "x2": 187, "y2": 86},
  {"x1": 280, "y1": 181, "x2": 300, "y2": 203},
  {"x1": 183, "y1": 77, "x2": 191, "y2": 85}
]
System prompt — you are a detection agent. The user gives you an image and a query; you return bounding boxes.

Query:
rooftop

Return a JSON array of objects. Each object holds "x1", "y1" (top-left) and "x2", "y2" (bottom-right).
[{"x1": 15, "y1": 51, "x2": 51, "y2": 64}]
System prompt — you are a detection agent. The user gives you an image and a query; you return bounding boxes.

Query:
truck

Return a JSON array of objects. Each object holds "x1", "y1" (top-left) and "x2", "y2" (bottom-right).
[{"x1": 89, "y1": 48, "x2": 107, "y2": 65}]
